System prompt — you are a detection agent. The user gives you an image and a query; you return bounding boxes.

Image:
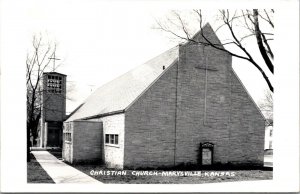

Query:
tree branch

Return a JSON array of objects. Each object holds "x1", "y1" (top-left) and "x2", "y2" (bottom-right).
[
  {"x1": 263, "y1": 9, "x2": 274, "y2": 28},
  {"x1": 154, "y1": 9, "x2": 274, "y2": 92}
]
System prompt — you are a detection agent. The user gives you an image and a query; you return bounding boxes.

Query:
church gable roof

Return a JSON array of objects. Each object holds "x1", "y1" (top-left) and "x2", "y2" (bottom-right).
[
  {"x1": 66, "y1": 23, "x2": 223, "y2": 122},
  {"x1": 66, "y1": 46, "x2": 179, "y2": 121}
]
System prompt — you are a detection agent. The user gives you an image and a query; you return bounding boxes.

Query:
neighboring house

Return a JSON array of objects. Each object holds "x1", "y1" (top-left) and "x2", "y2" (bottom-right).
[
  {"x1": 63, "y1": 23, "x2": 265, "y2": 169},
  {"x1": 264, "y1": 119, "x2": 273, "y2": 150}
]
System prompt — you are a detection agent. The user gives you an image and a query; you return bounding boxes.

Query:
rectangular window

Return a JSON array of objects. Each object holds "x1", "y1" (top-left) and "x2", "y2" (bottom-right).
[
  {"x1": 270, "y1": 129, "x2": 273, "y2": 137},
  {"x1": 105, "y1": 134, "x2": 119, "y2": 145},
  {"x1": 64, "y1": 132, "x2": 72, "y2": 142}
]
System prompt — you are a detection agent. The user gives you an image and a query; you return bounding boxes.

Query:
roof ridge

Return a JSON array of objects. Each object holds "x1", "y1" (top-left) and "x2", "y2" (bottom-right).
[
  {"x1": 67, "y1": 45, "x2": 179, "y2": 121},
  {"x1": 80, "y1": 45, "x2": 179, "y2": 104}
]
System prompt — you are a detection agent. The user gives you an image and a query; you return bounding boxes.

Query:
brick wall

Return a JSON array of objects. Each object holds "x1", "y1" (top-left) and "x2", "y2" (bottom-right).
[
  {"x1": 89, "y1": 114, "x2": 125, "y2": 169},
  {"x1": 72, "y1": 121, "x2": 103, "y2": 163},
  {"x1": 42, "y1": 73, "x2": 66, "y2": 122},
  {"x1": 62, "y1": 121, "x2": 103, "y2": 164},
  {"x1": 228, "y1": 71, "x2": 265, "y2": 165},
  {"x1": 175, "y1": 41, "x2": 232, "y2": 165},
  {"x1": 125, "y1": 63, "x2": 177, "y2": 169}
]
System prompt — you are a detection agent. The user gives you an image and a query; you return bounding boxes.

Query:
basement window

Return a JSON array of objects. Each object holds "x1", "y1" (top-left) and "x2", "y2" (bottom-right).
[{"x1": 105, "y1": 134, "x2": 119, "y2": 145}]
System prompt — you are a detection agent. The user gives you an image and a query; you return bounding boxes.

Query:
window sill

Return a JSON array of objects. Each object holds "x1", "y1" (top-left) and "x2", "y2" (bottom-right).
[
  {"x1": 105, "y1": 144, "x2": 120, "y2": 148},
  {"x1": 65, "y1": 141, "x2": 72, "y2": 144}
]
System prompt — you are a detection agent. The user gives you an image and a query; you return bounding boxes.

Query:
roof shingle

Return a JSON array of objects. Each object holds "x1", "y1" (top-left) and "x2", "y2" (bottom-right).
[{"x1": 67, "y1": 46, "x2": 179, "y2": 121}]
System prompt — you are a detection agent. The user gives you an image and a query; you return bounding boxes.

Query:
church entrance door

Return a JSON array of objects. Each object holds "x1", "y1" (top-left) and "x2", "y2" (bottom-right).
[{"x1": 47, "y1": 122, "x2": 62, "y2": 147}]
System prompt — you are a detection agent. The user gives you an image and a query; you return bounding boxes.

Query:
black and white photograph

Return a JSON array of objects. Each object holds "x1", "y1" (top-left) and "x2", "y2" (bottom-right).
[{"x1": 0, "y1": 0, "x2": 299, "y2": 192}]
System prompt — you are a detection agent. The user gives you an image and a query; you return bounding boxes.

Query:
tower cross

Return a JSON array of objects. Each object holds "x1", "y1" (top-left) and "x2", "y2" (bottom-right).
[{"x1": 49, "y1": 51, "x2": 61, "y2": 72}]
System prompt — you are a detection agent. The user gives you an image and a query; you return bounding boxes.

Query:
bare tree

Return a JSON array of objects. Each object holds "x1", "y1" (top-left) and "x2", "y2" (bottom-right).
[
  {"x1": 154, "y1": 9, "x2": 274, "y2": 92},
  {"x1": 26, "y1": 35, "x2": 60, "y2": 161},
  {"x1": 259, "y1": 90, "x2": 273, "y2": 121}
]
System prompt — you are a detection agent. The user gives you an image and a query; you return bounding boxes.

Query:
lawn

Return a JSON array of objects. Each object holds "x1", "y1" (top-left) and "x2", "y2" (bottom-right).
[
  {"x1": 27, "y1": 153, "x2": 55, "y2": 183},
  {"x1": 48, "y1": 150, "x2": 272, "y2": 184},
  {"x1": 71, "y1": 164, "x2": 272, "y2": 184}
]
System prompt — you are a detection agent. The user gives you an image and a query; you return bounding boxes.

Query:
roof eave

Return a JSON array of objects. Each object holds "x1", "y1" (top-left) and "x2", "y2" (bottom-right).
[{"x1": 72, "y1": 109, "x2": 125, "y2": 121}]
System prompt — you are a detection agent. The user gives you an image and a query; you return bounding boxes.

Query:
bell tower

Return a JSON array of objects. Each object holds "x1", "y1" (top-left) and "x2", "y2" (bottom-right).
[{"x1": 40, "y1": 72, "x2": 67, "y2": 148}]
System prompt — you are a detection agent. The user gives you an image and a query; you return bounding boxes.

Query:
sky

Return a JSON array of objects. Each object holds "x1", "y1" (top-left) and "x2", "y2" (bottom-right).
[
  {"x1": 0, "y1": 0, "x2": 275, "y2": 113},
  {"x1": 2, "y1": 0, "x2": 272, "y2": 114}
]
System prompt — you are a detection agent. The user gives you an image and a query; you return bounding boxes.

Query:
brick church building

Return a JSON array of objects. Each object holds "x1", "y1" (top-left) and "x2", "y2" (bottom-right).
[{"x1": 63, "y1": 23, "x2": 265, "y2": 169}]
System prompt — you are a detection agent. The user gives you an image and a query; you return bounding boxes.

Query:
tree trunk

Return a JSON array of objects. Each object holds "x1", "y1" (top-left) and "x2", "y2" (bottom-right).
[
  {"x1": 27, "y1": 126, "x2": 31, "y2": 162},
  {"x1": 31, "y1": 114, "x2": 40, "y2": 146},
  {"x1": 253, "y1": 9, "x2": 274, "y2": 74}
]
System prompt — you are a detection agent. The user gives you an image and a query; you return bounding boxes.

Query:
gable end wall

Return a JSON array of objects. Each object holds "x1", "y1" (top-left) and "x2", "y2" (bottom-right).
[{"x1": 123, "y1": 45, "x2": 265, "y2": 168}]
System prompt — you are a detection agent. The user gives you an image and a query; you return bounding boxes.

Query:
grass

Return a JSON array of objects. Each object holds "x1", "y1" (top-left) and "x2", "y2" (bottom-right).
[
  {"x1": 27, "y1": 153, "x2": 55, "y2": 183},
  {"x1": 49, "y1": 150, "x2": 272, "y2": 184},
  {"x1": 71, "y1": 164, "x2": 272, "y2": 184}
]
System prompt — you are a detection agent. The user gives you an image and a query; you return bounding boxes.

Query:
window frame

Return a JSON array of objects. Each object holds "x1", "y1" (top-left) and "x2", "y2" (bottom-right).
[
  {"x1": 105, "y1": 134, "x2": 119, "y2": 146},
  {"x1": 64, "y1": 132, "x2": 72, "y2": 143}
]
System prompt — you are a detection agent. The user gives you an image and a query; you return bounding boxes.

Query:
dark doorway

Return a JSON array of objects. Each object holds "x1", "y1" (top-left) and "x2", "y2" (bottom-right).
[{"x1": 47, "y1": 122, "x2": 62, "y2": 147}]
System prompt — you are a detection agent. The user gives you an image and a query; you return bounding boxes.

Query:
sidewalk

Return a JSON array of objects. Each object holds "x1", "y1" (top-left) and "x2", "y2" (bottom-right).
[{"x1": 31, "y1": 151, "x2": 102, "y2": 184}]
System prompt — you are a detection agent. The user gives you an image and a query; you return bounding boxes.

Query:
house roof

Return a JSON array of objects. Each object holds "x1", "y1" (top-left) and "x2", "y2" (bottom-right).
[
  {"x1": 43, "y1": 72, "x2": 67, "y2": 76},
  {"x1": 265, "y1": 119, "x2": 273, "y2": 126},
  {"x1": 66, "y1": 46, "x2": 179, "y2": 121}
]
